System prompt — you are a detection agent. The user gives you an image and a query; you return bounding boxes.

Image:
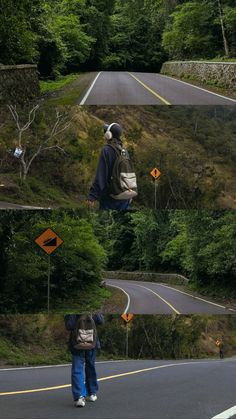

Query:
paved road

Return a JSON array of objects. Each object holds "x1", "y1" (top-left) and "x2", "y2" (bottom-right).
[
  {"x1": 79, "y1": 71, "x2": 236, "y2": 105},
  {"x1": 1, "y1": 359, "x2": 236, "y2": 418},
  {"x1": 106, "y1": 279, "x2": 235, "y2": 315}
]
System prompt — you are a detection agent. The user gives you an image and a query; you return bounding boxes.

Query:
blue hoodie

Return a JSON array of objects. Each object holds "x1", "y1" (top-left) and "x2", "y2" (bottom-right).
[{"x1": 88, "y1": 140, "x2": 130, "y2": 210}]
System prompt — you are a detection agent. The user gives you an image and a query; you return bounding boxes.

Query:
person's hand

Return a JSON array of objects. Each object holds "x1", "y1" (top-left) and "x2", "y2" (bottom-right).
[{"x1": 85, "y1": 199, "x2": 95, "y2": 208}]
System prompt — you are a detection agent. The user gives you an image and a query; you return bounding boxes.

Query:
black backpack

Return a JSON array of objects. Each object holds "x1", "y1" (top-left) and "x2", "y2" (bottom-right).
[
  {"x1": 71, "y1": 314, "x2": 97, "y2": 350},
  {"x1": 108, "y1": 140, "x2": 138, "y2": 200}
]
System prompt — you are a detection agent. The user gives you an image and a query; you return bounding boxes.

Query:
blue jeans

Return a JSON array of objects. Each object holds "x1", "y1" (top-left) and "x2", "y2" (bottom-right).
[{"x1": 71, "y1": 349, "x2": 98, "y2": 400}]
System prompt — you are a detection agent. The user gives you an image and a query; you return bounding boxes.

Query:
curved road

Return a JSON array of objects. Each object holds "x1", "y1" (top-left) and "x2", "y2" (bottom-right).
[
  {"x1": 1, "y1": 359, "x2": 236, "y2": 418},
  {"x1": 106, "y1": 279, "x2": 236, "y2": 315},
  {"x1": 79, "y1": 71, "x2": 236, "y2": 105}
]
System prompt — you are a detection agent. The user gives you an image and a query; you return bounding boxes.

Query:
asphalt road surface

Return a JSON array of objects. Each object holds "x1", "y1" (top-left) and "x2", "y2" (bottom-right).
[
  {"x1": 1, "y1": 359, "x2": 236, "y2": 419},
  {"x1": 79, "y1": 71, "x2": 236, "y2": 105},
  {"x1": 106, "y1": 279, "x2": 236, "y2": 315}
]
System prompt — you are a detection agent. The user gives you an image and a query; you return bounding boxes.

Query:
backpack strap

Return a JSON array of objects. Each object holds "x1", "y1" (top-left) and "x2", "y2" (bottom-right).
[{"x1": 107, "y1": 139, "x2": 123, "y2": 156}]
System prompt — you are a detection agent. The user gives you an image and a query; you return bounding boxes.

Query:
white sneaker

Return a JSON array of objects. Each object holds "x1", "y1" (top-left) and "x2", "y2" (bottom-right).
[
  {"x1": 87, "y1": 394, "x2": 97, "y2": 402},
  {"x1": 75, "y1": 397, "x2": 86, "y2": 407}
]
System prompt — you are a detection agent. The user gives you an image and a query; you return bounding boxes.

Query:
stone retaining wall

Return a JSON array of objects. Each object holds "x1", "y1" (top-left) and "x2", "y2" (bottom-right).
[
  {"x1": 103, "y1": 271, "x2": 189, "y2": 285},
  {"x1": 0, "y1": 64, "x2": 40, "y2": 104},
  {"x1": 161, "y1": 61, "x2": 236, "y2": 90}
]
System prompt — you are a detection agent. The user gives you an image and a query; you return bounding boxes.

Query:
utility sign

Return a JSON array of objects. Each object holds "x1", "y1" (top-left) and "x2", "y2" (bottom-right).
[
  {"x1": 150, "y1": 168, "x2": 161, "y2": 180},
  {"x1": 121, "y1": 313, "x2": 134, "y2": 323},
  {"x1": 35, "y1": 228, "x2": 64, "y2": 255}
]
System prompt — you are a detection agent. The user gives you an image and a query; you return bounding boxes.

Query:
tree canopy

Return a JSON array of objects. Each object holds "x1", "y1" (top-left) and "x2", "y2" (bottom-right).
[
  {"x1": 0, "y1": 209, "x2": 235, "y2": 313},
  {"x1": 96, "y1": 209, "x2": 236, "y2": 294},
  {"x1": 0, "y1": 0, "x2": 235, "y2": 78}
]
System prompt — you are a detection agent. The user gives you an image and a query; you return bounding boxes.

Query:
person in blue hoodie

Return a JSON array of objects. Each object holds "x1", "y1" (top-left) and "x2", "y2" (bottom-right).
[
  {"x1": 86, "y1": 123, "x2": 130, "y2": 210},
  {"x1": 64, "y1": 313, "x2": 104, "y2": 408}
]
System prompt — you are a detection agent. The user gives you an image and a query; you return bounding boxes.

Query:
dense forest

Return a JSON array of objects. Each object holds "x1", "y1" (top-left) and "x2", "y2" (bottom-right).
[
  {"x1": 0, "y1": 315, "x2": 236, "y2": 365},
  {"x1": 97, "y1": 210, "x2": 236, "y2": 290},
  {"x1": 0, "y1": 209, "x2": 235, "y2": 313},
  {"x1": 0, "y1": 210, "x2": 107, "y2": 313},
  {"x1": 1, "y1": 105, "x2": 236, "y2": 209},
  {"x1": 0, "y1": 0, "x2": 235, "y2": 78}
]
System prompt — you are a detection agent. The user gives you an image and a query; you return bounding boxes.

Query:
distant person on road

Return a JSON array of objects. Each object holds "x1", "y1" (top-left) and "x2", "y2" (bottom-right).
[
  {"x1": 215, "y1": 338, "x2": 224, "y2": 359},
  {"x1": 86, "y1": 123, "x2": 137, "y2": 210},
  {"x1": 64, "y1": 313, "x2": 104, "y2": 408},
  {"x1": 219, "y1": 341, "x2": 224, "y2": 359}
]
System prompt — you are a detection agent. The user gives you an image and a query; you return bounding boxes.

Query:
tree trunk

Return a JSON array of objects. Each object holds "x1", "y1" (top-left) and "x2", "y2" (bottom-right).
[{"x1": 217, "y1": 0, "x2": 230, "y2": 57}]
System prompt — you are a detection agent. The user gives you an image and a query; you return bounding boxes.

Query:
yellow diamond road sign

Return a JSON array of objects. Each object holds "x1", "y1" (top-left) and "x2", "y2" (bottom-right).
[
  {"x1": 121, "y1": 313, "x2": 134, "y2": 323},
  {"x1": 151, "y1": 168, "x2": 161, "y2": 179},
  {"x1": 35, "y1": 228, "x2": 64, "y2": 255}
]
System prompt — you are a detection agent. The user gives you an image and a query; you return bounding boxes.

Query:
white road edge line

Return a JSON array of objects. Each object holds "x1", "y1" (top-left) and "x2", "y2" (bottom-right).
[
  {"x1": 79, "y1": 72, "x2": 102, "y2": 105},
  {"x1": 0, "y1": 360, "x2": 131, "y2": 372},
  {"x1": 212, "y1": 405, "x2": 236, "y2": 419},
  {"x1": 159, "y1": 283, "x2": 236, "y2": 311},
  {"x1": 134, "y1": 284, "x2": 180, "y2": 314},
  {"x1": 106, "y1": 283, "x2": 130, "y2": 314},
  {"x1": 160, "y1": 74, "x2": 236, "y2": 103}
]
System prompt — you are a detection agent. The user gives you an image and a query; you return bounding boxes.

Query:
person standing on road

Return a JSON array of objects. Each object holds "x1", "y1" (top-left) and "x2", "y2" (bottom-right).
[
  {"x1": 219, "y1": 339, "x2": 224, "y2": 359},
  {"x1": 86, "y1": 123, "x2": 137, "y2": 210},
  {"x1": 64, "y1": 313, "x2": 104, "y2": 408},
  {"x1": 215, "y1": 337, "x2": 224, "y2": 359}
]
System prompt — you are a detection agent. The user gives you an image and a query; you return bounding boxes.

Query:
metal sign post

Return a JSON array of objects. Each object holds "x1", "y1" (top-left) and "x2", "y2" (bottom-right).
[
  {"x1": 47, "y1": 255, "x2": 51, "y2": 315},
  {"x1": 35, "y1": 228, "x2": 64, "y2": 315},
  {"x1": 126, "y1": 323, "x2": 129, "y2": 358},
  {"x1": 121, "y1": 314, "x2": 134, "y2": 359},
  {"x1": 150, "y1": 168, "x2": 161, "y2": 209},
  {"x1": 154, "y1": 178, "x2": 158, "y2": 210}
]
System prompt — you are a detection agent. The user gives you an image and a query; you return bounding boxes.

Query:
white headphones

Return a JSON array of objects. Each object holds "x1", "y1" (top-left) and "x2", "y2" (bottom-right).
[{"x1": 104, "y1": 123, "x2": 116, "y2": 141}]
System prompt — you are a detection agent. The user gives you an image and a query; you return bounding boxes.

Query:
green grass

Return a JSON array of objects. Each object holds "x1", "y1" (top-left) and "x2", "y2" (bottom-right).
[
  {"x1": 58, "y1": 286, "x2": 112, "y2": 314},
  {"x1": 41, "y1": 72, "x2": 96, "y2": 106},
  {"x1": 47, "y1": 91, "x2": 82, "y2": 106},
  {"x1": 0, "y1": 337, "x2": 71, "y2": 366},
  {"x1": 101, "y1": 286, "x2": 127, "y2": 313},
  {"x1": 0, "y1": 175, "x2": 83, "y2": 208},
  {"x1": 40, "y1": 74, "x2": 79, "y2": 93},
  {"x1": 188, "y1": 282, "x2": 236, "y2": 302}
]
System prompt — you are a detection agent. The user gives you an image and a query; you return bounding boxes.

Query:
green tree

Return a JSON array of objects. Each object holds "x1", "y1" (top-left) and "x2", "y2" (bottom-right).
[
  {"x1": 162, "y1": 1, "x2": 216, "y2": 59},
  {"x1": 37, "y1": 0, "x2": 94, "y2": 77},
  {"x1": 0, "y1": 211, "x2": 106, "y2": 313},
  {"x1": 0, "y1": 0, "x2": 38, "y2": 64}
]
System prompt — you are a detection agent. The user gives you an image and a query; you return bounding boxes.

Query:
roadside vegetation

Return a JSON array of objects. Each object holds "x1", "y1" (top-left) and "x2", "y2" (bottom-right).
[
  {"x1": 0, "y1": 315, "x2": 236, "y2": 366},
  {"x1": 0, "y1": 210, "x2": 107, "y2": 313},
  {"x1": 0, "y1": 209, "x2": 235, "y2": 314},
  {"x1": 0, "y1": 105, "x2": 236, "y2": 209},
  {"x1": 0, "y1": 1, "x2": 235, "y2": 82},
  {"x1": 96, "y1": 210, "x2": 236, "y2": 300},
  {"x1": 40, "y1": 75, "x2": 80, "y2": 93}
]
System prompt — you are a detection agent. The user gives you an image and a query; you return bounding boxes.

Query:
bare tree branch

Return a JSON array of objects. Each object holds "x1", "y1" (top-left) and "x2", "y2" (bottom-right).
[{"x1": 8, "y1": 105, "x2": 72, "y2": 180}]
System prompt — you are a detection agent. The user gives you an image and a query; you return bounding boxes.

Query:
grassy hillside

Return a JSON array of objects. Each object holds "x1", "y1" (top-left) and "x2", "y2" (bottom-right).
[
  {"x1": 0, "y1": 105, "x2": 236, "y2": 209},
  {"x1": 0, "y1": 315, "x2": 236, "y2": 367}
]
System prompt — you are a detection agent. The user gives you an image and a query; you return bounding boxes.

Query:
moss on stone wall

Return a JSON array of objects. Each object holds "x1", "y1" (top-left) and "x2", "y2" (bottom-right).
[
  {"x1": 161, "y1": 61, "x2": 236, "y2": 91},
  {"x1": 0, "y1": 64, "x2": 40, "y2": 104}
]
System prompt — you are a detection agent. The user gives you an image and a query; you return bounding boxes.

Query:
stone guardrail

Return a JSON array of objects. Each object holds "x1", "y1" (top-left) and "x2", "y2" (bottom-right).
[
  {"x1": 0, "y1": 64, "x2": 40, "y2": 104},
  {"x1": 103, "y1": 271, "x2": 189, "y2": 285},
  {"x1": 161, "y1": 61, "x2": 236, "y2": 90}
]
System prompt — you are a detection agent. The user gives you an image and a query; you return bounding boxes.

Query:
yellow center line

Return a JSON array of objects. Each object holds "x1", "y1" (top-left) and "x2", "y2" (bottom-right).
[
  {"x1": 127, "y1": 72, "x2": 171, "y2": 105},
  {"x1": 134, "y1": 284, "x2": 181, "y2": 315},
  {"x1": 0, "y1": 362, "x2": 205, "y2": 396}
]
